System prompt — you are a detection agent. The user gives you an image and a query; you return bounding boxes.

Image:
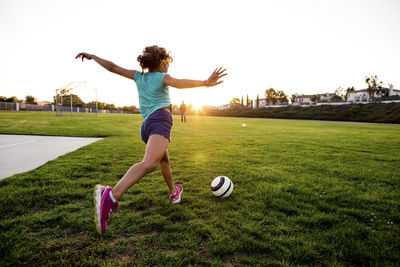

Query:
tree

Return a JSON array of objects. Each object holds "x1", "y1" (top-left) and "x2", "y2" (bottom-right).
[
  {"x1": 25, "y1": 95, "x2": 37, "y2": 105},
  {"x1": 310, "y1": 95, "x2": 319, "y2": 102},
  {"x1": 290, "y1": 94, "x2": 297, "y2": 104},
  {"x1": 256, "y1": 93, "x2": 259, "y2": 108},
  {"x1": 229, "y1": 98, "x2": 240, "y2": 105},
  {"x1": 121, "y1": 105, "x2": 138, "y2": 112},
  {"x1": 246, "y1": 94, "x2": 252, "y2": 107},
  {"x1": 276, "y1": 90, "x2": 288, "y2": 103},
  {"x1": 378, "y1": 88, "x2": 389, "y2": 98},
  {"x1": 60, "y1": 94, "x2": 85, "y2": 107},
  {"x1": 241, "y1": 96, "x2": 243, "y2": 106},
  {"x1": 86, "y1": 101, "x2": 98, "y2": 109},
  {"x1": 3, "y1": 96, "x2": 19, "y2": 103},
  {"x1": 334, "y1": 87, "x2": 346, "y2": 100},
  {"x1": 104, "y1": 103, "x2": 116, "y2": 110},
  {"x1": 346, "y1": 86, "x2": 355, "y2": 93},
  {"x1": 331, "y1": 94, "x2": 343, "y2": 101},
  {"x1": 365, "y1": 74, "x2": 383, "y2": 89},
  {"x1": 97, "y1": 102, "x2": 105, "y2": 110},
  {"x1": 365, "y1": 74, "x2": 383, "y2": 101},
  {"x1": 265, "y1": 88, "x2": 277, "y2": 104}
]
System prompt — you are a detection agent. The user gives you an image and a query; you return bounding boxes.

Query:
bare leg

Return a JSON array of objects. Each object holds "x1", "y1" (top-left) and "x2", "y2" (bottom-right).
[
  {"x1": 160, "y1": 149, "x2": 175, "y2": 195},
  {"x1": 111, "y1": 134, "x2": 169, "y2": 201}
]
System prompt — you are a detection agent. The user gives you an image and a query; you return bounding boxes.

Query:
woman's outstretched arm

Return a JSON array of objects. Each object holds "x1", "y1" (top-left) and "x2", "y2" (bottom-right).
[
  {"x1": 75, "y1": 52, "x2": 136, "y2": 80},
  {"x1": 163, "y1": 67, "x2": 227, "y2": 89}
]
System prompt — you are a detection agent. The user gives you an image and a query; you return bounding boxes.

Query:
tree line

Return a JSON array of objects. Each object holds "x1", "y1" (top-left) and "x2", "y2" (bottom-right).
[
  {"x1": 0, "y1": 94, "x2": 139, "y2": 112},
  {"x1": 230, "y1": 74, "x2": 395, "y2": 106},
  {"x1": 0, "y1": 95, "x2": 38, "y2": 104},
  {"x1": 54, "y1": 94, "x2": 139, "y2": 112},
  {"x1": 230, "y1": 88, "x2": 289, "y2": 107},
  {"x1": 325, "y1": 74, "x2": 394, "y2": 102}
]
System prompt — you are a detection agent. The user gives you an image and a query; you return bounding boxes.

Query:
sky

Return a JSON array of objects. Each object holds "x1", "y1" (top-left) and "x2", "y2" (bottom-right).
[{"x1": 1, "y1": 0, "x2": 399, "y2": 108}]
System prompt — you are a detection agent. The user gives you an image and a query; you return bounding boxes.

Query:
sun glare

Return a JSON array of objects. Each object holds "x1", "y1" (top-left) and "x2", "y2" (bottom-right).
[{"x1": 191, "y1": 102, "x2": 203, "y2": 111}]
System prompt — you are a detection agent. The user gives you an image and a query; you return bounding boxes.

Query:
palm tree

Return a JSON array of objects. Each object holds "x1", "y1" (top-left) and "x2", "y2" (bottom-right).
[{"x1": 365, "y1": 74, "x2": 383, "y2": 102}]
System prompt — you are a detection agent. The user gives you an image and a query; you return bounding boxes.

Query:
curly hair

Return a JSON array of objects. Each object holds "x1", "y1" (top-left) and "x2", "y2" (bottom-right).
[{"x1": 137, "y1": 45, "x2": 173, "y2": 72}]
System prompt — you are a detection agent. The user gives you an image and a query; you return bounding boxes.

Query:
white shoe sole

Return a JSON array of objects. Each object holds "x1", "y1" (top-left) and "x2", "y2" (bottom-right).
[{"x1": 94, "y1": 185, "x2": 102, "y2": 234}]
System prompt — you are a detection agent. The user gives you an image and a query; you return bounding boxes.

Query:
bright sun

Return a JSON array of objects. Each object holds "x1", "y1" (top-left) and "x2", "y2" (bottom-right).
[
  {"x1": 172, "y1": 90, "x2": 227, "y2": 110},
  {"x1": 191, "y1": 102, "x2": 203, "y2": 111}
]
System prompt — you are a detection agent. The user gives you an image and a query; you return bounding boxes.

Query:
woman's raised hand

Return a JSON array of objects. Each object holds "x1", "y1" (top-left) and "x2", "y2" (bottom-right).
[
  {"x1": 206, "y1": 67, "x2": 227, "y2": 87},
  {"x1": 75, "y1": 52, "x2": 94, "y2": 61}
]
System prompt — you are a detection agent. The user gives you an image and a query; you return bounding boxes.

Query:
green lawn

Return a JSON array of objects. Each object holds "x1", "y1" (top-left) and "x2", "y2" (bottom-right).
[{"x1": 0, "y1": 112, "x2": 399, "y2": 266}]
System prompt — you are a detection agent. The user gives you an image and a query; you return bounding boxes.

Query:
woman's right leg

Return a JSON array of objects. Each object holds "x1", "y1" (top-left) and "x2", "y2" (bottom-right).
[
  {"x1": 111, "y1": 134, "x2": 169, "y2": 201},
  {"x1": 160, "y1": 149, "x2": 176, "y2": 195}
]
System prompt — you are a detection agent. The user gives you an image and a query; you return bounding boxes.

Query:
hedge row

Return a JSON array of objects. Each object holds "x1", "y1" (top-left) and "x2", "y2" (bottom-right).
[{"x1": 198, "y1": 103, "x2": 400, "y2": 124}]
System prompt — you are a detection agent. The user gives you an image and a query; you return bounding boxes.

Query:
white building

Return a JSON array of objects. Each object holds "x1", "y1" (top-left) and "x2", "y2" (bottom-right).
[
  {"x1": 346, "y1": 89, "x2": 370, "y2": 102},
  {"x1": 255, "y1": 98, "x2": 288, "y2": 107},
  {"x1": 216, "y1": 104, "x2": 238, "y2": 110},
  {"x1": 319, "y1": 93, "x2": 336, "y2": 102},
  {"x1": 293, "y1": 95, "x2": 313, "y2": 105},
  {"x1": 258, "y1": 98, "x2": 267, "y2": 107},
  {"x1": 347, "y1": 85, "x2": 400, "y2": 102},
  {"x1": 38, "y1": 101, "x2": 52, "y2": 105}
]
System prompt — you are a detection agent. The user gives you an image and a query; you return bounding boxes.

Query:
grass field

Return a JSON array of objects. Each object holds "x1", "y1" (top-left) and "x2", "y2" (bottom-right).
[{"x1": 0, "y1": 112, "x2": 399, "y2": 266}]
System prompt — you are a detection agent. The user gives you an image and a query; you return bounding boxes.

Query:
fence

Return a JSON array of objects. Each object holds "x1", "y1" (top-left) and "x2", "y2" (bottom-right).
[
  {"x1": 0, "y1": 102, "x2": 136, "y2": 114},
  {"x1": 55, "y1": 105, "x2": 136, "y2": 115},
  {"x1": 0, "y1": 102, "x2": 55, "y2": 111},
  {"x1": 0, "y1": 102, "x2": 19, "y2": 110}
]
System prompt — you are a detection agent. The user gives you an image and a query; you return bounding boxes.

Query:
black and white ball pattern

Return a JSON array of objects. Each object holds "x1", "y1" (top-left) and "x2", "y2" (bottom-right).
[{"x1": 211, "y1": 176, "x2": 233, "y2": 198}]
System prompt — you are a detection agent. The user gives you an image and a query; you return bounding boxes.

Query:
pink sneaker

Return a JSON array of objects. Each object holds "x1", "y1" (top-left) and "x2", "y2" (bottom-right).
[
  {"x1": 170, "y1": 184, "x2": 183, "y2": 204},
  {"x1": 94, "y1": 185, "x2": 119, "y2": 234}
]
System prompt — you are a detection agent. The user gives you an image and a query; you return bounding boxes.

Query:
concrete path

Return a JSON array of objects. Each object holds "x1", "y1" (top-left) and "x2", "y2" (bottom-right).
[{"x1": 0, "y1": 134, "x2": 103, "y2": 180}]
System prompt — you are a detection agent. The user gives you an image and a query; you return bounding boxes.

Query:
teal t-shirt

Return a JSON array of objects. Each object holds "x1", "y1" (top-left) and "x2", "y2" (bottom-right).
[{"x1": 133, "y1": 71, "x2": 170, "y2": 121}]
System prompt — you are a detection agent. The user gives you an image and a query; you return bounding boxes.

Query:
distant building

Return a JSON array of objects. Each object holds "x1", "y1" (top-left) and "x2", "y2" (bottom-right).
[
  {"x1": 38, "y1": 101, "x2": 52, "y2": 105},
  {"x1": 293, "y1": 95, "x2": 313, "y2": 105},
  {"x1": 256, "y1": 98, "x2": 288, "y2": 108},
  {"x1": 294, "y1": 93, "x2": 337, "y2": 104},
  {"x1": 258, "y1": 98, "x2": 267, "y2": 107},
  {"x1": 319, "y1": 93, "x2": 336, "y2": 102},
  {"x1": 216, "y1": 104, "x2": 232, "y2": 110},
  {"x1": 346, "y1": 89, "x2": 369, "y2": 102},
  {"x1": 347, "y1": 85, "x2": 400, "y2": 102}
]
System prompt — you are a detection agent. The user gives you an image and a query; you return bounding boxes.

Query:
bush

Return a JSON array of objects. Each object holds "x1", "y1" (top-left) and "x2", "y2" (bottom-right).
[
  {"x1": 200, "y1": 103, "x2": 400, "y2": 123},
  {"x1": 351, "y1": 105, "x2": 360, "y2": 114}
]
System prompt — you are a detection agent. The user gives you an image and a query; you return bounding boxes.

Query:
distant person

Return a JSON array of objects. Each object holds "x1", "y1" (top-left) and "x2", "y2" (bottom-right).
[
  {"x1": 179, "y1": 101, "x2": 187, "y2": 123},
  {"x1": 76, "y1": 46, "x2": 227, "y2": 234}
]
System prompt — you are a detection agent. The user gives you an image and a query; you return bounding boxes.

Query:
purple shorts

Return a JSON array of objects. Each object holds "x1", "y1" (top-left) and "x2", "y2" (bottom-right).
[{"x1": 140, "y1": 109, "x2": 173, "y2": 144}]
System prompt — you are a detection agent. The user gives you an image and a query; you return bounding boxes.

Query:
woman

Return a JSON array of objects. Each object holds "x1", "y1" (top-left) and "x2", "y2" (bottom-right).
[{"x1": 76, "y1": 45, "x2": 227, "y2": 234}]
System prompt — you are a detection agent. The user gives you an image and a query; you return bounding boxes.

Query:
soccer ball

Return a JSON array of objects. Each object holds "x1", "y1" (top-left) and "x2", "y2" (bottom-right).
[{"x1": 211, "y1": 176, "x2": 233, "y2": 198}]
